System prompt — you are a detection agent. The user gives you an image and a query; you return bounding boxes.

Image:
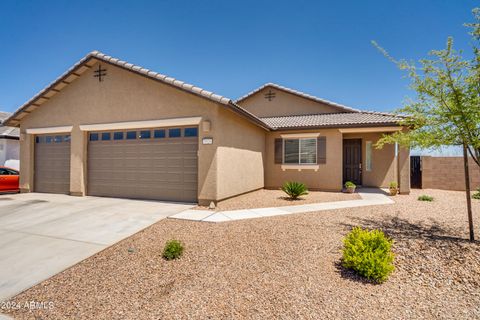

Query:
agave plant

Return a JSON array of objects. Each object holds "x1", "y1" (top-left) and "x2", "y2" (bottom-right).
[{"x1": 281, "y1": 181, "x2": 308, "y2": 200}]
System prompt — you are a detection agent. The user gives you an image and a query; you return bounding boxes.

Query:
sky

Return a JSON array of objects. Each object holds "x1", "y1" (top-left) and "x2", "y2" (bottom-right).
[{"x1": 0, "y1": 0, "x2": 477, "y2": 119}]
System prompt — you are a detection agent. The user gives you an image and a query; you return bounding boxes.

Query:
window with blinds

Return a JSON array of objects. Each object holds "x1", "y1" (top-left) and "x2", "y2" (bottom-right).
[{"x1": 283, "y1": 138, "x2": 317, "y2": 164}]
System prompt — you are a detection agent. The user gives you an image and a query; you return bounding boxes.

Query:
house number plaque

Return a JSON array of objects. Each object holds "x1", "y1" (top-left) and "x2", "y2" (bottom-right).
[{"x1": 202, "y1": 137, "x2": 213, "y2": 145}]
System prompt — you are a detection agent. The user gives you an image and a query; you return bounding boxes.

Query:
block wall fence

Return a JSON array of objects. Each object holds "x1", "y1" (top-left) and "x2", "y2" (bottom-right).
[{"x1": 421, "y1": 156, "x2": 480, "y2": 191}]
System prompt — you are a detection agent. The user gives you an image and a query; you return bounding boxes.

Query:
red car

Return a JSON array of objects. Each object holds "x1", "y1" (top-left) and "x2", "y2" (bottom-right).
[{"x1": 0, "y1": 166, "x2": 19, "y2": 193}]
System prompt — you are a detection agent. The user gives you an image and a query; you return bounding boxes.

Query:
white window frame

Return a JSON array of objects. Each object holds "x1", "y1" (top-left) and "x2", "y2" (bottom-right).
[{"x1": 283, "y1": 138, "x2": 317, "y2": 165}]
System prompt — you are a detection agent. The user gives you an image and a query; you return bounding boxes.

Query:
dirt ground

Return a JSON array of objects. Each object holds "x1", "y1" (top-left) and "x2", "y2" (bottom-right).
[{"x1": 4, "y1": 189, "x2": 480, "y2": 319}]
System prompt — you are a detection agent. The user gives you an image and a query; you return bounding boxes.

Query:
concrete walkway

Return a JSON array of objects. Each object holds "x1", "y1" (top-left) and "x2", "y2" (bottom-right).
[
  {"x1": 170, "y1": 188, "x2": 394, "y2": 223},
  {"x1": 0, "y1": 193, "x2": 193, "y2": 302}
]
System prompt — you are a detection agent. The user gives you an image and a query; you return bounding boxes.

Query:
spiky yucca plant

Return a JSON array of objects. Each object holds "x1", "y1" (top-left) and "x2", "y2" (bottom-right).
[{"x1": 281, "y1": 181, "x2": 308, "y2": 200}]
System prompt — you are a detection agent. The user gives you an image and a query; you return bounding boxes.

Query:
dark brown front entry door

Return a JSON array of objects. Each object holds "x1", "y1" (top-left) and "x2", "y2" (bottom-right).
[{"x1": 343, "y1": 139, "x2": 362, "y2": 185}]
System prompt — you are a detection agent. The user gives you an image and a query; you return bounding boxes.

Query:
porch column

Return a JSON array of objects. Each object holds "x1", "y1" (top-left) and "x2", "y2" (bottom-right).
[
  {"x1": 69, "y1": 126, "x2": 87, "y2": 196},
  {"x1": 398, "y1": 145, "x2": 410, "y2": 194}
]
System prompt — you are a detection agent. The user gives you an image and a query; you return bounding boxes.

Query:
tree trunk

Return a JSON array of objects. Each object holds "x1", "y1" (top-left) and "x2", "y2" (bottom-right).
[{"x1": 463, "y1": 143, "x2": 475, "y2": 241}]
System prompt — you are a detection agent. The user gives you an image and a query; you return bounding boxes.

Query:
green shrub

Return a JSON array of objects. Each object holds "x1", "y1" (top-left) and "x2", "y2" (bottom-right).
[
  {"x1": 342, "y1": 227, "x2": 395, "y2": 283},
  {"x1": 345, "y1": 181, "x2": 356, "y2": 188},
  {"x1": 418, "y1": 195, "x2": 434, "y2": 202},
  {"x1": 162, "y1": 239, "x2": 184, "y2": 260},
  {"x1": 472, "y1": 188, "x2": 480, "y2": 200},
  {"x1": 389, "y1": 181, "x2": 398, "y2": 189},
  {"x1": 281, "y1": 181, "x2": 308, "y2": 199}
]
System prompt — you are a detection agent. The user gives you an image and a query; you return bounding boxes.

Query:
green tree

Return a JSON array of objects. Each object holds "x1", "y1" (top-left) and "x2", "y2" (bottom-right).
[{"x1": 373, "y1": 9, "x2": 480, "y2": 241}]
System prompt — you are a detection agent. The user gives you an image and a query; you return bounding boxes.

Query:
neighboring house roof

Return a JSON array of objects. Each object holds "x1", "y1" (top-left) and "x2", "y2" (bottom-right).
[
  {"x1": 4, "y1": 51, "x2": 272, "y2": 130},
  {"x1": 235, "y1": 83, "x2": 361, "y2": 113},
  {"x1": 260, "y1": 112, "x2": 403, "y2": 130},
  {"x1": 0, "y1": 111, "x2": 20, "y2": 139}
]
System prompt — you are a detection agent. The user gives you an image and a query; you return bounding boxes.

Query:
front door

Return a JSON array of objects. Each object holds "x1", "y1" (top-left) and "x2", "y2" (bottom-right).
[
  {"x1": 410, "y1": 156, "x2": 422, "y2": 188},
  {"x1": 343, "y1": 139, "x2": 362, "y2": 185}
]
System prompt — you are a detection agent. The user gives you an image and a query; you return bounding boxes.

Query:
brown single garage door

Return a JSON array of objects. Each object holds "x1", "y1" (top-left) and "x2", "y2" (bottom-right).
[
  {"x1": 87, "y1": 126, "x2": 198, "y2": 202},
  {"x1": 34, "y1": 134, "x2": 71, "y2": 194}
]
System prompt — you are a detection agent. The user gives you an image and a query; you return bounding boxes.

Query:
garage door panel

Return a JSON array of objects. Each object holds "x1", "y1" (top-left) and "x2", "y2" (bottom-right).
[
  {"x1": 88, "y1": 128, "x2": 198, "y2": 202},
  {"x1": 34, "y1": 135, "x2": 71, "y2": 194}
]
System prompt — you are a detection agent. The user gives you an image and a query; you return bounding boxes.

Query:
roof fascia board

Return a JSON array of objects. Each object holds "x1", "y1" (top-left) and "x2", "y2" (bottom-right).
[{"x1": 272, "y1": 122, "x2": 402, "y2": 131}]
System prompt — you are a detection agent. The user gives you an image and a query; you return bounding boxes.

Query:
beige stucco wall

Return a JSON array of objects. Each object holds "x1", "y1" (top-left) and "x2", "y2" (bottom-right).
[
  {"x1": 18, "y1": 61, "x2": 266, "y2": 203},
  {"x1": 238, "y1": 86, "x2": 348, "y2": 117},
  {"x1": 265, "y1": 130, "x2": 400, "y2": 190},
  {"x1": 265, "y1": 129, "x2": 344, "y2": 191},
  {"x1": 342, "y1": 132, "x2": 396, "y2": 188}
]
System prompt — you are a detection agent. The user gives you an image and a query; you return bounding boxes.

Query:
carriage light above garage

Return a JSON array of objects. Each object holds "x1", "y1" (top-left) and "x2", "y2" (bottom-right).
[{"x1": 202, "y1": 120, "x2": 211, "y2": 132}]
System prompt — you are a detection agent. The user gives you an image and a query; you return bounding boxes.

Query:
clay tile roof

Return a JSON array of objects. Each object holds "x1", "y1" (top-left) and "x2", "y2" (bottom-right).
[
  {"x1": 5, "y1": 51, "x2": 271, "y2": 130},
  {"x1": 261, "y1": 111, "x2": 403, "y2": 129},
  {"x1": 89, "y1": 51, "x2": 233, "y2": 105},
  {"x1": 235, "y1": 83, "x2": 361, "y2": 113}
]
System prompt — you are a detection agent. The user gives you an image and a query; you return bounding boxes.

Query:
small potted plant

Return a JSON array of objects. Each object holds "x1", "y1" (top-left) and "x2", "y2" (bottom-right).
[
  {"x1": 389, "y1": 181, "x2": 398, "y2": 196},
  {"x1": 344, "y1": 181, "x2": 356, "y2": 193}
]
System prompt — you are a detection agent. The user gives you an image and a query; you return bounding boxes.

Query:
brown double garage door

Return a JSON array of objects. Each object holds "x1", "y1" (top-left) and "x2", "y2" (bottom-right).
[
  {"x1": 33, "y1": 127, "x2": 198, "y2": 203},
  {"x1": 87, "y1": 127, "x2": 198, "y2": 202}
]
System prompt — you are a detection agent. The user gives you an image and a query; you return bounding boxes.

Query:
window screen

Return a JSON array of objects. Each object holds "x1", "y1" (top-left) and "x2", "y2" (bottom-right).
[
  {"x1": 300, "y1": 139, "x2": 317, "y2": 164},
  {"x1": 284, "y1": 139, "x2": 300, "y2": 164}
]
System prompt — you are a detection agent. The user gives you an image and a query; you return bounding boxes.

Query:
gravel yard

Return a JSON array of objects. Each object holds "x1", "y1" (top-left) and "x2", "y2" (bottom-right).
[
  {"x1": 4, "y1": 189, "x2": 480, "y2": 319},
  {"x1": 196, "y1": 188, "x2": 360, "y2": 211}
]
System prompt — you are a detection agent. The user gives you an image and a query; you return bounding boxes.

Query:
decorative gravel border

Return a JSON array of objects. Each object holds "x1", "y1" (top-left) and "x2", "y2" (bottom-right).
[{"x1": 4, "y1": 189, "x2": 480, "y2": 319}]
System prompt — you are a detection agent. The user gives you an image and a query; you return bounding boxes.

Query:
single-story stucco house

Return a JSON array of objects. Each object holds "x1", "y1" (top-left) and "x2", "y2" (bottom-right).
[
  {"x1": 0, "y1": 111, "x2": 20, "y2": 168},
  {"x1": 4, "y1": 51, "x2": 410, "y2": 205}
]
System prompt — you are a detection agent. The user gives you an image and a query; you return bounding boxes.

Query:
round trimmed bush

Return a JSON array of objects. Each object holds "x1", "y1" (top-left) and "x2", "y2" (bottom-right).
[
  {"x1": 472, "y1": 188, "x2": 480, "y2": 200},
  {"x1": 342, "y1": 227, "x2": 395, "y2": 283},
  {"x1": 162, "y1": 239, "x2": 184, "y2": 260},
  {"x1": 418, "y1": 195, "x2": 434, "y2": 202}
]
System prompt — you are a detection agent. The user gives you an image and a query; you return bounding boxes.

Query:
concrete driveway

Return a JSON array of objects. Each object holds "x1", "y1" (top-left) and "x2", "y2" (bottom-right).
[{"x1": 0, "y1": 193, "x2": 193, "y2": 301}]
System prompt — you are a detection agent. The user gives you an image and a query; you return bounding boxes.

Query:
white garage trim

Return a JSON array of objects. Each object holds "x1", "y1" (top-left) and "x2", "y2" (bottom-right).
[
  {"x1": 79, "y1": 117, "x2": 202, "y2": 132},
  {"x1": 26, "y1": 126, "x2": 73, "y2": 134}
]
